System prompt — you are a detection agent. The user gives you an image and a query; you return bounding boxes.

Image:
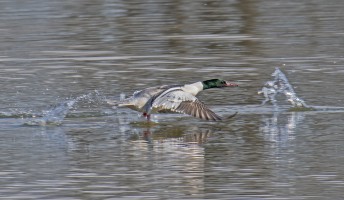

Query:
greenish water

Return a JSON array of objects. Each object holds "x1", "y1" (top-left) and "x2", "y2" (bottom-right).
[{"x1": 1, "y1": 0, "x2": 344, "y2": 199}]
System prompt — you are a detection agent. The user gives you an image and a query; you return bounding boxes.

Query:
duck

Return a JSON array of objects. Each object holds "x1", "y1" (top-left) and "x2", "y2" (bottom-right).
[{"x1": 107, "y1": 79, "x2": 238, "y2": 121}]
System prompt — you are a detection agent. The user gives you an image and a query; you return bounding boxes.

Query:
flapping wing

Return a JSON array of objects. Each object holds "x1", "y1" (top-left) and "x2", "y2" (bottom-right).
[{"x1": 151, "y1": 89, "x2": 222, "y2": 121}]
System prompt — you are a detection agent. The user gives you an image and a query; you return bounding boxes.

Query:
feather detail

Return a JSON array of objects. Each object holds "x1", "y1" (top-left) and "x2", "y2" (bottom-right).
[
  {"x1": 150, "y1": 89, "x2": 222, "y2": 121},
  {"x1": 176, "y1": 100, "x2": 222, "y2": 121},
  {"x1": 107, "y1": 79, "x2": 236, "y2": 121}
]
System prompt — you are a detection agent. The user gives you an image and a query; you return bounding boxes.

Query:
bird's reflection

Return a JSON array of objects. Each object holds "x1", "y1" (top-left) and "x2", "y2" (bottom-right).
[
  {"x1": 130, "y1": 123, "x2": 213, "y2": 146},
  {"x1": 114, "y1": 111, "x2": 216, "y2": 146}
]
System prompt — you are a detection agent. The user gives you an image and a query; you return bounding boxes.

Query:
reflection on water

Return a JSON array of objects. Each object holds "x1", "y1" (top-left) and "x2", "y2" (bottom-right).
[
  {"x1": 260, "y1": 111, "x2": 305, "y2": 147},
  {"x1": 129, "y1": 124, "x2": 213, "y2": 146},
  {"x1": 1, "y1": 105, "x2": 344, "y2": 199},
  {"x1": 1, "y1": 0, "x2": 344, "y2": 199}
]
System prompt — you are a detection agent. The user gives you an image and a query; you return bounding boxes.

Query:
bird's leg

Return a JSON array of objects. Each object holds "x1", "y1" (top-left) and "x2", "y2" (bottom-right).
[{"x1": 142, "y1": 112, "x2": 151, "y2": 121}]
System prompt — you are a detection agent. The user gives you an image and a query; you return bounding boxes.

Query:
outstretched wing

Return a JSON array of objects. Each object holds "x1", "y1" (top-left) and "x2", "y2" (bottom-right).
[{"x1": 151, "y1": 89, "x2": 222, "y2": 121}]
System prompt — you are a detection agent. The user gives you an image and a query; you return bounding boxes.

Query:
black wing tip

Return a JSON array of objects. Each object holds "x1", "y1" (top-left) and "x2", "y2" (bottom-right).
[
  {"x1": 176, "y1": 101, "x2": 237, "y2": 122},
  {"x1": 226, "y1": 112, "x2": 238, "y2": 119},
  {"x1": 203, "y1": 111, "x2": 238, "y2": 121},
  {"x1": 198, "y1": 111, "x2": 222, "y2": 121},
  {"x1": 208, "y1": 116, "x2": 222, "y2": 121}
]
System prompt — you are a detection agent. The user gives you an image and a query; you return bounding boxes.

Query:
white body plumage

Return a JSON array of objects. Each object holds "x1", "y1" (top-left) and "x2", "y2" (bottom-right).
[{"x1": 107, "y1": 79, "x2": 238, "y2": 121}]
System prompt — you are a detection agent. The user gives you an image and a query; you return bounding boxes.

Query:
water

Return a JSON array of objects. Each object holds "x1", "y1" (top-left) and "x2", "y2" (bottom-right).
[
  {"x1": 259, "y1": 67, "x2": 310, "y2": 109},
  {"x1": 23, "y1": 91, "x2": 106, "y2": 126},
  {"x1": 1, "y1": 0, "x2": 344, "y2": 199}
]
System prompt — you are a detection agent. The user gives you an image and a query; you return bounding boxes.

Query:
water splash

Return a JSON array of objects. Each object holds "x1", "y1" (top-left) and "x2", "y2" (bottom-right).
[
  {"x1": 258, "y1": 68, "x2": 310, "y2": 109},
  {"x1": 120, "y1": 93, "x2": 126, "y2": 101},
  {"x1": 24, "y1": 90, "x2": 105, "y2": 126}
]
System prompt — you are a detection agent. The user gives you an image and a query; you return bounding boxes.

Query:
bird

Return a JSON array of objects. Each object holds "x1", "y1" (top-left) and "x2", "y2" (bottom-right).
[{"x1": 107, "y1": 79, "x2": 238, "y2": 121}]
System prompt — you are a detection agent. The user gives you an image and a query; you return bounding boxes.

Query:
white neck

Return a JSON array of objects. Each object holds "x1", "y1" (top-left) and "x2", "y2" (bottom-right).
[{"x1": 181, "y1": 81, "x2": 204, "y2": 96}]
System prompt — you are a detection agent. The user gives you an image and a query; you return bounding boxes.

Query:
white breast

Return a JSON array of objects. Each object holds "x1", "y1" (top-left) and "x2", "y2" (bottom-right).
[{"x1": 181, "y1": 81, "x2": 203, "y2": 96}]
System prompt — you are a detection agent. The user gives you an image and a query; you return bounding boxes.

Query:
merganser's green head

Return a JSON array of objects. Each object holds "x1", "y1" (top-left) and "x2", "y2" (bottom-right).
[{"x1": 202, "y1": 79, "x2": 238, "y2": 90}]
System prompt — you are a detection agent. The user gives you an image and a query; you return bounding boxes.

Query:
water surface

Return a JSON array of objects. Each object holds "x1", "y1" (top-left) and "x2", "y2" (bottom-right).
[{"x1": 1, "y1": 1, "x2": 344, "y2": 199}]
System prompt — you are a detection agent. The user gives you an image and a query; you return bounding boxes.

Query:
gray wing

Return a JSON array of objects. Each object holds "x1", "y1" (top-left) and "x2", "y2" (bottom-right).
[
  {"x1": 116, "y1": 85, "x2": 179, "y2": 110},
  {"x1": 151, "y1": 89, "x2": 222, "y2": 121},
  {"x1": 134, "y1": 84, "x2": 179, "y2": 97}
]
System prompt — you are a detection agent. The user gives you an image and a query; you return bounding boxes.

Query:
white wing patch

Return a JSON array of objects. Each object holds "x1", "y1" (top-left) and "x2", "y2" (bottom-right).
[
  {"x1": 152, "y1": 90, "x2": 196, "y2": 110},
  {"x1": 151, "y1": 89, "x2": 221, "y2": 121}
]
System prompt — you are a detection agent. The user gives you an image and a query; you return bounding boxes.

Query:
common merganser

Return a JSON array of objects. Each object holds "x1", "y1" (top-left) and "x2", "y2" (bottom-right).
[{"x1": 107, "y1": 79, "x2": 238, "y2": 121}]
